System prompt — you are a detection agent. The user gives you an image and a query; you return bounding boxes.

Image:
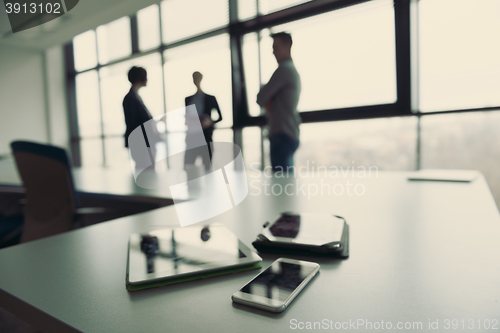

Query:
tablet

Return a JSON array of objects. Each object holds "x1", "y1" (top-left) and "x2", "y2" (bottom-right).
[
  {"x1": 126, "y1": 224, "x2": 262, "y2": 289},
  {"x1": 261, "y1": 213, "x2": 345, "y2": 246},
  {"x1": 252, "y1": 212, "x2": 349, "y2": 258}
]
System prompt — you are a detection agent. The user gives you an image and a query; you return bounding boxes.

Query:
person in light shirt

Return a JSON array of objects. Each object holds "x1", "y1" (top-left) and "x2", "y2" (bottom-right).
[{"x1": 257, "y1": 32, "x2": 301, "y2": 173}]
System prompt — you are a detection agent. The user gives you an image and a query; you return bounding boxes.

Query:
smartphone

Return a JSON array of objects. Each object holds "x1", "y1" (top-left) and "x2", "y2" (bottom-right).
[{"x1": 231, "y1": 258, "x2": 320, "y2": 313}]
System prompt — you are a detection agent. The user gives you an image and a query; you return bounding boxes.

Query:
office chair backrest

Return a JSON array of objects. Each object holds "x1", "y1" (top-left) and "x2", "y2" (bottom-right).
[{"x1": 11, "y1": 141, "x2": 78, "y2": 242}]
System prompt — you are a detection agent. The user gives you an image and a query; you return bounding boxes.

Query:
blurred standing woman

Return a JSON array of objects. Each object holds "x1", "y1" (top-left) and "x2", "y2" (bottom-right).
[{"x1": 123, "y1": 66, "x2": 161, "y2": 171}]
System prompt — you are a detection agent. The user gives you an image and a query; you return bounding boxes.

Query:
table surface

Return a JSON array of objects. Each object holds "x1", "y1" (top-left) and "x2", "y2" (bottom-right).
[{"x1": 0, "y1": 171, "x2": 499, "y2": 333}]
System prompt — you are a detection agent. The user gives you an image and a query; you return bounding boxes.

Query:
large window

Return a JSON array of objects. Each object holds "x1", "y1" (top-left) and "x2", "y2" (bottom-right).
[
  {"x1": 137, "y1": 5, "x2": 161, "y2": 52},
  {"x1": 243, "y1": 127, "x2": 263, "y2": 168},
  {"x1": 80, "y1": 139, "x2": 103, "y2": 167},
  {"x1": 238, "y1": 0, "x2": 312, "y2": 19},
  {"x1": 99, "y1": 53, "x2": 164, "y2": 137},
  {"x1": 164, "y1": 34, "x2": 232, "y2": 131},
  {"x1": 419, "y1": 0, "x2": 500, "y2": 112},
  {"x1": 260, "y1": 0, "x2": 312, "y2": 15},
  {"x1": 295, "y1": 117, "x2": 417, "y2": 171},
  {"x1": 243, "y1": 0, "x2": 397, "y2": 114},
  {"x1": 75, "y1": 70, "x2": 100, "y2": 138},
  {"x1": 160, "y1": 0, "x2": 229, "y2": 43},
  {"x1": 96, "y1": 17, "x2": 132, "y2": 65},
  {"x1": 73, "y1": 30, "x2": 97, "y2": 72},
  {"x1": 68, "y1": 0, "x2": 500, "y2": 209},
  {"x1": 421, "y1": 111, "x2": 500, "y2": 206},
  {"x1": 242, "y1": 33, "x2": 261, "y2": 117},
  {"x1": 72, "y1": 4, "x2": 232, "y2": 168}
]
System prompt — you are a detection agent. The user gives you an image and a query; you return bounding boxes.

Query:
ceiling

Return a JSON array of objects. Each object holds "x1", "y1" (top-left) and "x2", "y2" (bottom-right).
[{"x1": 0, "y1": 0, "x2": 160, "y2": 50}]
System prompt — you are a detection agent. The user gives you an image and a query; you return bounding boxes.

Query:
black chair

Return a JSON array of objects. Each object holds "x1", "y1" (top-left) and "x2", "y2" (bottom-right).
[
  {"x1": 0, "y1": 189, "x2": 24, "y2": 248},
  {"x1": 10, "y1": 141, "x2": 106, "y2": 243}
]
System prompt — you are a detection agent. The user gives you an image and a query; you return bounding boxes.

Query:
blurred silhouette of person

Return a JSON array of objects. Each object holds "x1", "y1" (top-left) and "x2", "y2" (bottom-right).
[
  {"x1": 184, "y1": 71, "x2": 223, "y2": 170},
  {"x1": 123, "y1": 66, "x2": 161, "y2": 171},
  {"x1": 257, "y1": 32, "x2": 301, "y2": 172}
]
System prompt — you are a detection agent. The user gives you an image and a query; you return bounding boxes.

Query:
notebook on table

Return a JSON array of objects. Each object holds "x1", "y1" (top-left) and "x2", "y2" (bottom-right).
[{"x1": 407, "y1": 169, "x2": 479, "y2": 183}]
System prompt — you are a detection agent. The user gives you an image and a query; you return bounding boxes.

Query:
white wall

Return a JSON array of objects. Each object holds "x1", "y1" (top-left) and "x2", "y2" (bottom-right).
[
  {"x1": 0, "y1": 45, "x2": 69, "y2": 156},
  {"x1": 0, "y1": 46, "x2": 48, "y2": 156}
]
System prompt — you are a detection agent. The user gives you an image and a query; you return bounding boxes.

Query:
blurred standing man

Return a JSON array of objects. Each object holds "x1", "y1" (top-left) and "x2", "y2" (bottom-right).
[
  {"x1": 257, "y1": 32, "x2": 301, "y2": 172},
  {"x1": 184, "y1": 71, "x2": 223, "y2": 170}
]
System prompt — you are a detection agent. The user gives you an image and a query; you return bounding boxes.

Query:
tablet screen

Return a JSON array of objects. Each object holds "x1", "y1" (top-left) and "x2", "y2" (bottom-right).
[
  {"x1": 262, "y1": 213, "x2": 344, "y2": 246},
  {"x1": 128, "y1": 225, "x2": 260, "y2": 284}
]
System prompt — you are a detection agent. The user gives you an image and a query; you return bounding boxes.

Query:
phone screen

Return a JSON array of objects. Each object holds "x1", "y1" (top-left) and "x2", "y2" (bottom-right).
[{"x1": 239, "y1": 260, "x2": 317, "y2": 302}]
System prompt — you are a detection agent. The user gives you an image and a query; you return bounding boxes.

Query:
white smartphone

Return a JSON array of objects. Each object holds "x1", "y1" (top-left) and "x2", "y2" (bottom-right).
[{"x1": 231, "y1": 258, "x2": 320, "y2": 313}]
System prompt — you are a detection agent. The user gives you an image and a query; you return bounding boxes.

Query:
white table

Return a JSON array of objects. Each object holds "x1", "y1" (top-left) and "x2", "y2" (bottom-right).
[{"x1": 0, "y1": 172, "x2": 499, "y2": 332}]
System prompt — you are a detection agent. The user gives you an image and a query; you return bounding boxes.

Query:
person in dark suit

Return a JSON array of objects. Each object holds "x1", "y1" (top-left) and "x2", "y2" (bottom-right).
[
  {"x1": 123, "y1": 66, "x2": 161, "y2": 171},
  {"x1": 184, "y1": 71, "x2": 222, "y2": 170}
]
